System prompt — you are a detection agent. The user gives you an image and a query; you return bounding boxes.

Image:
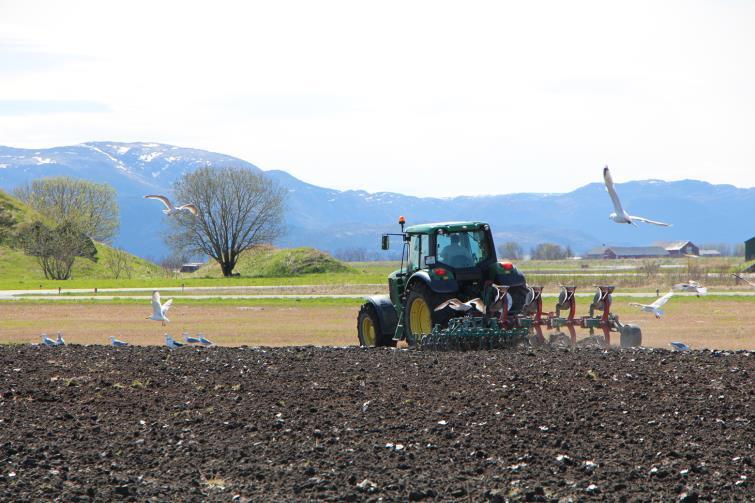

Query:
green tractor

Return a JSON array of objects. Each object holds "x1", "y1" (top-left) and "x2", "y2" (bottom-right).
[
  {"x1": 357, "y1": 217, "x2": 643, "y2": 350},
  {"x1": 357, "y1": 218, "x2": 529, "y2": 347}
]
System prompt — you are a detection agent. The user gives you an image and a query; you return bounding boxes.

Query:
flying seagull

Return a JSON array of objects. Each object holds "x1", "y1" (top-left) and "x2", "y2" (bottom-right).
[
  {"x1": 40, "y1": 334, "x2": 56, "y2": 347},
  {"x1": 434, "y1": 298, "x2": 486, "y2": 314},
  {"x1": 629, "y1": 291, "x2": 674, "y2": 318},
  {"x1": 603, "y1": 166, "x2": 671, "y2": 227},
  {"x1": 55, "y1": 332, "x2": 65, "y2": 346},
  {"x1": 673, "y1": 280, "x2": 707, "y2": 296},
  {"x1": 110, "y1": 336, "x2": 129, "y2": 347},
  {"x1": 165, "y1": 334, "x2": 184, "y2": 349},
  {"x1": 147, "y1": 290, "x2": 173, "y2": 326},
  {"x1": 669, "y1": 341, "x2": 690, "y2": 351},
  {"x1": 732, "y1": 273, "x2": 755, "y2": 288},
  {"x1": 197, "y1": 333, "x2": 214, "y2": 346},
  {"x1": 144, "y1": 195, "x2": 198, "y2": 216}
]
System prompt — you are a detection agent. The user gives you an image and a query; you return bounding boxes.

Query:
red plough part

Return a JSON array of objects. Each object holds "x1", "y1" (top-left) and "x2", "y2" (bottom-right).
[{"x1": 515, "y1": 285, "x2": 642, "y2": 348}]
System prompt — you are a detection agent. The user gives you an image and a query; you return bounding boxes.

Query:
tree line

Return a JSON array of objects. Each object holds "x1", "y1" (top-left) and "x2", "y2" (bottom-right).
[{"x1": 1, "y1": 167, "x2": 285, "y2": 279}]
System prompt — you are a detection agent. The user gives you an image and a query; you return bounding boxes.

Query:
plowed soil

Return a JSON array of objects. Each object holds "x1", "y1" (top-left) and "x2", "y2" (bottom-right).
[{"x1": 1, "y1": 345, "x2": 752, "y2": 501}]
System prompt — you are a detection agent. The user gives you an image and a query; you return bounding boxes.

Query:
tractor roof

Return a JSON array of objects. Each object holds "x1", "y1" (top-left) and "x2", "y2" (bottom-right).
[{"x1": 404, "y1": 221, "x2": 489, "y2": 234}]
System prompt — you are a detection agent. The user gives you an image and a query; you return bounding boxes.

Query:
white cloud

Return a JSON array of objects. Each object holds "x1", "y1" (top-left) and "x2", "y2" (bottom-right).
[{"x1": 0, "y1": 0, "x2": 753, "y2": 196}]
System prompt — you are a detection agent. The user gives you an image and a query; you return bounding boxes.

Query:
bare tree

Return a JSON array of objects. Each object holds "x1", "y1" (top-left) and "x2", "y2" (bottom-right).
[
  {"x1": 14, "y1": 177, "x2": 119, "y2": 243},
  {"x1": 530, "y1": 243, "x2": 568, "y2": 260},
  {"x1": 497, "y1": 241, "x2": 523, "y2": 260},
  {"x1": 168, "y1": 167, "x2": 285, "y2": 277}
]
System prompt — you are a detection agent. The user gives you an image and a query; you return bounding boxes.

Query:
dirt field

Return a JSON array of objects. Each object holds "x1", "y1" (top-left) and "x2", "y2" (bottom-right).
[
  {"x1": 0, "y1": 345, "x2": 751, "y2": 501},
  {"x1": 1, "y1": 298, "x2": 754, "y2": 349}
]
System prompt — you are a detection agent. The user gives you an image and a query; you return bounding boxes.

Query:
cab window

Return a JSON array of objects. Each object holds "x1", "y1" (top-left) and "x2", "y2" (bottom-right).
[
  {"x1": 408, "y1": 234, "x2": 429, "y2": 270},
  {"x1": 436, "y1": 230, "x2": 490, "y2": 268}
]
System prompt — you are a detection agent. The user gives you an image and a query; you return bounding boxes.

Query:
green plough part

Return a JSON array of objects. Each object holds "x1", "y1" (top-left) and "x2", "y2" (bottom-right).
[{"x1": 419, "y1": 317, "x2": 529, "y2": 351}]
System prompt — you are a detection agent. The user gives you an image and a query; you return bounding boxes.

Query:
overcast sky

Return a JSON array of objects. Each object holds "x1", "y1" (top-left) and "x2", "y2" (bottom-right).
[{"x1": 1, "y1": 0, "x2": 753, "y2": 196}]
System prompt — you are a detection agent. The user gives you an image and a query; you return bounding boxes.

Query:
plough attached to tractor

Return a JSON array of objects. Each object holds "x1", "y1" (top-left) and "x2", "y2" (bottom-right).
[
  {"x1": 419, "y1": 284, "x2": 642, "y2": 351},
  {"x1": 357, "y1": 218, "x2": 642, "y2": 351}
]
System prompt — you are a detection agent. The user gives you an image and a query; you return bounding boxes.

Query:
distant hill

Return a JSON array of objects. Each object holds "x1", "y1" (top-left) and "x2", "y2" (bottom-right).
[
  {"x1": 0, "y1": 188, "x2": 162, "y2": 282},
  {"x1": 1, "y1": 141, "x2": 753, "y2": 258}
]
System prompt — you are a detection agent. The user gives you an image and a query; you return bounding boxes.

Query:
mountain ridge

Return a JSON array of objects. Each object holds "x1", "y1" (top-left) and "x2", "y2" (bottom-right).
[{"x1": 1, "y1": 141, "x2": 752, "y2": 258}]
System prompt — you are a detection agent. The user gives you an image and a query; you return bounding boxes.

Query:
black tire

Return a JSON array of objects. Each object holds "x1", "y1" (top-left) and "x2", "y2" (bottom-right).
[
  {"x1": 403, "y1": 283, "x2": 453, "y2": 346},
  {"x1": 357, "y1": 303, "x2": 394, "y2": 347},
  {"x1": 620, "y1": 324, "x2": 642, "y2": 348}
]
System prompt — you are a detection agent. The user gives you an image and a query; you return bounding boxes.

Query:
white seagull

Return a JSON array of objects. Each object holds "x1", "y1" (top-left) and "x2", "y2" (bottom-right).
[
  {"x1": 165, "y1": 334, "x2": 184, "y2": 349},
  {"x1": 110, "y1": 336, "x2": 129, "y2": 347},
  {"x1": 732, "y1": 273, "x2": 755, "y2": 288},
  {"x1": 603, "y1": 166, "x2": 671, "y2": 227},
  {"x1": 40, "y1": 334, "x2": 56, "y2": 347},
  {"x1": 197, "y1": 333, "x2": 214, "y2": 346},
  {"x1": 629, "y1": 291, "x2": 674, "y2": 319},
  {"x1": 673, "y1": 280, "x2": 707, "y2": 296},
  {"x1": 147, "y1": 290, "x2": 173, "y2": 326},
  {"x1": 144, "y1": 195, "x2": 198, "y2": 216},
  {"x1": 55, "y1": 332, "x2": 66, "y2": 346},
  {"x1": 183, "y1": 332, "x2": 201, "y2": 344},
  {"x1": 434, "y1": 298, "x2": 486, "y2": 314},
  {"x1": 669, "y1": 341, "x2": 690, "y2": 351}
]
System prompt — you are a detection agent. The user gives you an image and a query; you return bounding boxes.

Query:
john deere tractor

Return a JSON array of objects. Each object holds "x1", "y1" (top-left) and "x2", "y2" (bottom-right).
[
  {"x1": 357, "y1": 217, "x2": 643, "y2": 350},
  {"x1": 357, "y1": 218, "x2": 529, "y2": 347}
]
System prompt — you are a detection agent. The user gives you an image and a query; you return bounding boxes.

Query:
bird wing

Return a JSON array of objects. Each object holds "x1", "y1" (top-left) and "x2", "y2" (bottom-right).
[
  {"x1": 627, "y1": 215, "x2": 672, "y2": 227},
  {"x1": 178, "y1": 204, "x2": 198, "y2": 215},
  {"x1": 434, "y1": 299, "x2": 459, "y2": 311},
  {"x1": 651, "y1": 291, "x2": 674, "y2": 308},
  {"x1": 468, "y1": 298, "x2": 486, "y2": 313},
  {"x1": 603, "y1": 166, "x2": 626, "y2": 215},
  {"x1": 144, "y1": 194, "x2": 174, "y2": 210},
  {"x1": 161, "y1": 298, "x2": 173, "y2": 314},
  {"x1": 151, "y1": 291, "x2": 162, "y2": 317},
  {"x1": 628, "y1": 302, "x2": 647, "y2": 308}
]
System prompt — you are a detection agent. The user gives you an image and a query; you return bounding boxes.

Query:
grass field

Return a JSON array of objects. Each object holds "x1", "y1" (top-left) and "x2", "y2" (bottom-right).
[{"x1": 1, "y1": 295, "x2": 753, "y2": 350}]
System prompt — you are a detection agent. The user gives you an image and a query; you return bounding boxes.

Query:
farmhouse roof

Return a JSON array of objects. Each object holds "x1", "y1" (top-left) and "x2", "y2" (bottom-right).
[{"x1": 608, "y1": 246, "x2": 669, "y2": 257}]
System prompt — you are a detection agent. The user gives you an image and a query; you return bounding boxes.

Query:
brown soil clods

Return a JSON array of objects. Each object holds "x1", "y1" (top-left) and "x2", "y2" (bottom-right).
[{"x1": 0, "y1": 345, "x2": 752, "y2": 500}]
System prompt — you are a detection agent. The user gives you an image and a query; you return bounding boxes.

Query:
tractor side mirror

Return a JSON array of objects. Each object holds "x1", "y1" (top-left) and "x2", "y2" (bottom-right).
[{"x1": 381, "y1": 235, "x2": 390, "y2": 250}]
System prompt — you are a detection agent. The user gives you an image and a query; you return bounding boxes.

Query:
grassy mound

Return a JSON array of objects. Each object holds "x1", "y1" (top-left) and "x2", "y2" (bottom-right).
[
  {"x1": 199, "y1": 246, "x2": 353, "y2": 277},
  {"x1": 0, "y1": 189, "x2": 163, "y2": 284}
]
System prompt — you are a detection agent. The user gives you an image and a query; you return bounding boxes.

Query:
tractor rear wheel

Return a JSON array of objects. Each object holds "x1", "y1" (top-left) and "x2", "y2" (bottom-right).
[
  {"x1": 404, "y1": 283, "x2": 452, "y2": 347},
  {"x1": 357, "y1": 303, "x2": 394, "y2": 347}
]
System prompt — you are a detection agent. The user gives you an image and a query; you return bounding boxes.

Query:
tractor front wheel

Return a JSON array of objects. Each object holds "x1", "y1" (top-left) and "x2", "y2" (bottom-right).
[
  {"x1": 404, "y1": 283, "x2": 451, "y2": 347},
  {"x1": 357, "y1": 303, "x2": 394, "y2": 347}
]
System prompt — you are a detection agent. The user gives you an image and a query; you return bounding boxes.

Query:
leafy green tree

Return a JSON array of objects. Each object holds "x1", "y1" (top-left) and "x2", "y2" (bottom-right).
[
  {"x1": 168, "y1": 166, "x2": 286, "y2": 277},
  {"x1": 17, "y1": 221, "x2": 98, "y2": 279},
  {"x1": 14, "y1": 177, "x2": 119, "y2": 243}
]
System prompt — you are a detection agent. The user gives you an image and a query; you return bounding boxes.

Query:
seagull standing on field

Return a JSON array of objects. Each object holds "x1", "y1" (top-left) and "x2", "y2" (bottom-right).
[
  {"x1": 147, "y1": 290, "x2": 173, "y2": 326},
  {"x1": 144, "y1": 195, "x2": 198, "y2": 216},
  {"x1": 670, "y1": 341, "x2": 690, "y2": 351},
  {"x1": 629, "y1": 291, "x2": 674, "y2": 319},
  {"x1": 603, "y1": 167, "x2": 671, "y2": 227},
  {"x1": 110, "y1": 336, "x2": 129, "y2": 347},
  {"x1": 40, "y1": 334, "x2": 56, "y2": 346},
  {"x1": 197, "y1": 333, "x2": 214, "y2": 346},
  {"x1": 165, "y1": 334, "x2": 184, "y2": 349},
  {"x1": 55, "y1": 332, "x2": 65, "y2": 346},
  {"x1": 184, "y1": 332, "x2": 201, "y2": 344}
]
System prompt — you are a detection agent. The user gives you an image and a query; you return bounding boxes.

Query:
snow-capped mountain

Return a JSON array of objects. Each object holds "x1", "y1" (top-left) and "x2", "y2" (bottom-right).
[{"x1": 1, "y1": 141, "x2": 753, "y2": 259}]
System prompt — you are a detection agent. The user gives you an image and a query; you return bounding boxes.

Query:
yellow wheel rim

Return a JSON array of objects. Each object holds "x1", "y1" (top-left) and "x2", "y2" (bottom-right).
[
  {"x1": 361, "y1": 316, "x2": 376, "y2": 346},
  {"x1": 409, "y1": 296, "x2": 432, "y2": 336}
]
